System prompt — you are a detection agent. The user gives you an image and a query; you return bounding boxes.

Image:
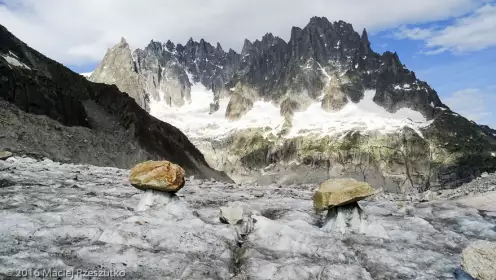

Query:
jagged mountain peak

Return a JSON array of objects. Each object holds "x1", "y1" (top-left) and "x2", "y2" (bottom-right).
[
  {"x1": 111, "y1": 37, "x2": 131, "y2": 50},
  {"x1": 307, "y1": 16, "x2": 332, "y2": 27},
  {"x1": 361, "y1": 28, "x2": 369, "y2": 40}
]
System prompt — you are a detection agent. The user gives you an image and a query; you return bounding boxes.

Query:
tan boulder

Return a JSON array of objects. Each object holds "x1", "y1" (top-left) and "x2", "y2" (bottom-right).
[
  {"x1": 461, "y1": 240, "x2": 496, "y2": 280},
  {"x1": 0, "y1": 151, "x2": 13, "y2": 160},
  {"x1": 129, "y1": 161, "x2": 185, "y2": 193},
  {"x1": 313, "y1": 178, "x2": 375, "y2": 210}
]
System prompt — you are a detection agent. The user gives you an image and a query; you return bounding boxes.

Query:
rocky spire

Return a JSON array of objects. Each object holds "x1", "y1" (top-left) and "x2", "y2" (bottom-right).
[
  {"x1": 165, "y1": 40, "x2": 175, "y2": 52},
  {"x1": 360, "y1": 28, "x2": 371, "y2": 55},
  {"x1": 216, "y1": 42, "x2": 223, "y2": 52}
]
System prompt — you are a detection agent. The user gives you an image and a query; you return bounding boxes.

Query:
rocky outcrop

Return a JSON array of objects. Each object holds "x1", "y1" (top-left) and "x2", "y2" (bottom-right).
[
  {"x1": 0, "y1": 24, "x2": 232, "y2": 182},
  {"x1": 196, "y1": 121, "x2": 496, "y2": 192},
  {"x1": 129, "y1": 161, "x2": 186, "y2": 192},
  {"x1": 225, "y1": 83, "x2": 258, "y2": 120}
]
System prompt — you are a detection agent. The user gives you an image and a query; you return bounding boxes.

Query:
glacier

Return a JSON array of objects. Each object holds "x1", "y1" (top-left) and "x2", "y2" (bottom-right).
[{"x1": 0, "y1": 156, "x2": 495, "y2": 279}]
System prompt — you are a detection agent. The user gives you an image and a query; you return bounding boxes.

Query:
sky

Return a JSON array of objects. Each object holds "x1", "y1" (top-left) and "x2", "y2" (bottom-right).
[{"x1": 0, "y1": 0, "x2": 495, "y2": 127}]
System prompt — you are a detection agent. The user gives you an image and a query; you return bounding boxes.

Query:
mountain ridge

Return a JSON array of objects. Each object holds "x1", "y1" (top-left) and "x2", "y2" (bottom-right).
[{"x1": 89, "y1": 17, "x2": 496, "y2": 191}]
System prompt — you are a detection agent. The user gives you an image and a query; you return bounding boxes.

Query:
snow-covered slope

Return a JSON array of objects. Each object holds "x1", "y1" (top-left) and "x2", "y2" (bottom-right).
[
  {"x1": 150, "y1": 80, "x2": 432, "y2": 140},
  {"x1": 0, "y1": 156, "x2": 495, "y2": 279}
]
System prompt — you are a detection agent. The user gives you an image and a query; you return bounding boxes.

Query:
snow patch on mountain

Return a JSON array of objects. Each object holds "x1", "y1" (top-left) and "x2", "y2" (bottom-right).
[
  {"x1": 1, "y1": 51, "x2": 30, "y2": 70},
  {"x1": 150, "y1": 79, "x2": 432, "y2": 139},
  {"x1": 289, "y1": 90, "x2": 432, "y2": 138},
  {"x1": 150, "y1": 81, "x2": 283, "y2": 139},
  {"x1": 80, "y1": 71, "x2": 93, "y2": 77}
]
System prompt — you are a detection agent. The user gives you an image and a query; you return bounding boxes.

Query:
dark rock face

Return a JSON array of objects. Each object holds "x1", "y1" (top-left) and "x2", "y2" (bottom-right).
[
  {"x1": 0, "y1": 24, "x2": 232, "y2": 182},
  {"x1": 227, "y1": 18, "x2": 447, "y2": 119},
  {"x1": 175, "y1": 39, "x2": 241, "y2": 92},
  {"x1": 0, "y1": 25, "x2": 89, "y2": 127}
]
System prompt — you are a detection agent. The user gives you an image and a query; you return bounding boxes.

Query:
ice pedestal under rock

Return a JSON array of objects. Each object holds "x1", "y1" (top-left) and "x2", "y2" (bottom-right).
[
  {"x1": 220, "y1": 204, "x2": 244, "y2": 225},
  {"x1": 135, "y1": 189, "x2": 178, "y2": 211},
  {"x1": 321, "y1": 202, "x2": 367, "y2": 234}
]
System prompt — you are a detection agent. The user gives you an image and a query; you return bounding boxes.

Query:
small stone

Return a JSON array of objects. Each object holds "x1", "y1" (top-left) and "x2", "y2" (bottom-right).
[
  {"x1": 422, "y1": 190, "x2": 437, "y2": 201},
  {"x1": 254, "y1": 192, "x2": 264, "y2": 198},
  {"x1": 129, "y1": 161, "x2": 185, "y2": 193},
  {"x1": 313, "y1": 178, "x2": 375, "y2": 211},
  {"x1": 480, "y1": 172, "x2": 489, "y2": 178},
  {"x1": 219, "y1": 204, "x2": 243, "y2": 225},
  {"x1": 461, "y1": 240, "x2": 496, "y2": 280},
  {"x1": 0, "y1": 151, "x2": 13, "y2": 160}
]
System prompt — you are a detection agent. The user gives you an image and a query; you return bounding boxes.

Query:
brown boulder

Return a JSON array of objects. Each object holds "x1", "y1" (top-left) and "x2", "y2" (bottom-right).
[
  {"x1": 313, "y1": 178, "x2": 375, "y2": 210},
  {"x1": 129, "y1": 161, "x2": 185, "y2": 193}
]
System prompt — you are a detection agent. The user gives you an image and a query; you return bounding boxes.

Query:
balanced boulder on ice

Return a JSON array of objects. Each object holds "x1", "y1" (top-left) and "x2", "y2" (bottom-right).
[
  {"x1": 314, "y1": 178, "x2": 375, "y2": 234},
  {"x1": 0, "y1": 151, "x2": 13, "y2": 160},
  {"x1": 129, "y1": 160, "x2": 185, "y2": 193},
  {"x1": 313, "y1": 178, "x2": 375, "y2": 210}
]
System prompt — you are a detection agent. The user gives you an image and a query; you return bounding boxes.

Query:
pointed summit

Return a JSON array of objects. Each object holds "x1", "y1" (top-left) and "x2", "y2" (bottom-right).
[
  {"x1": 216, "y1": 42, "x2": 224, "y2": 52},
  {"x1": 308, "y1": 16, "x2": 331, "y2": 27},
  {"x1": 241, "y1": 39, "x2": 253, "y2": 55},
  {"x1": 361, "y1": 29, "x2": 369, "y2": 43},
  {"x1": 360, "y1": 28, "x2": 371, "y2": 55}
]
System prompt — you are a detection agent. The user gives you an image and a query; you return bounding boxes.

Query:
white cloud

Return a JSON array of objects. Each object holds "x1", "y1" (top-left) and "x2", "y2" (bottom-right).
[
  {"x1": 0, "y1": 0, "x2": 484, "y2": 65},
  {"x1": 395, "y1": 27, "x2": 433, "y2": 40},
  {"x1": 396, "y1": 4, "x2": 496, "y2": 54},
  {"x1": 443, "y1": 88, "x2": 496, "y2": 127}
]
